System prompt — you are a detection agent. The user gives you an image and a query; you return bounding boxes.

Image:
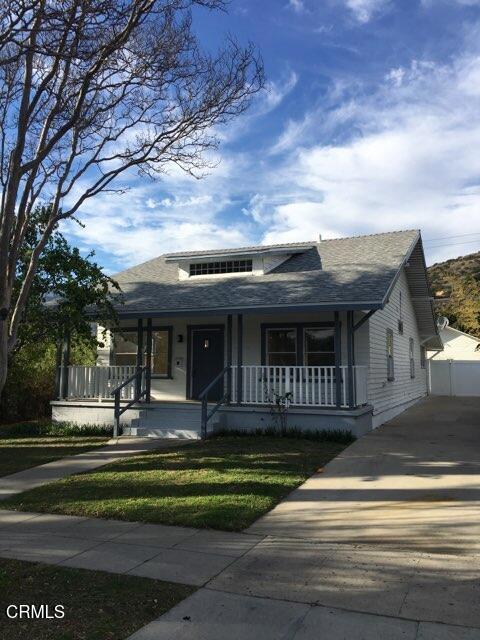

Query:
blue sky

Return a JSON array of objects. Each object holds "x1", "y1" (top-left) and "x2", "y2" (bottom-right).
[{"x1": 63, "y1": 0, "x2": 480, "y2": 272}]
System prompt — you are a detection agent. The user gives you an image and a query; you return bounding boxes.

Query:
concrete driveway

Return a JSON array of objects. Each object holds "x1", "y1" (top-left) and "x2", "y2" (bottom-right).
[
  {"x1": 129, "y1": 396, "x2": 480, "y2": 639},
  {"x1": 248, "y1": 395, "x2": 480, "y2": 555}
]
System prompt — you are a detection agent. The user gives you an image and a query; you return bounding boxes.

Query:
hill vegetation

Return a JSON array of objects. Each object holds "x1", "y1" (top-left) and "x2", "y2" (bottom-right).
[{"x1": 428, "y1": 251, "x2": 480, "y2": 338}]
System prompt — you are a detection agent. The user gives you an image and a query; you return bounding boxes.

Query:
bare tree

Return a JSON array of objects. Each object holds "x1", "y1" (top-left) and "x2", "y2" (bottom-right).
[{"x1": 0, "y1": 0, "x2": 263, "y2": 396}]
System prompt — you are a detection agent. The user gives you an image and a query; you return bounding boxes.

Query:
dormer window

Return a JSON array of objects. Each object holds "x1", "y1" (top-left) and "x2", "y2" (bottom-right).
[{"x1": 189, "y1": 259, "x2": 253, "y2": 276}]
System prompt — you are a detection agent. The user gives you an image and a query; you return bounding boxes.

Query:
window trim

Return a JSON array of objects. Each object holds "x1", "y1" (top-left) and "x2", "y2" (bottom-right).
[
  {"x1": 420, "y1": 345, "x2": 426, "y2": 369},
  {"x1": 409, "y1": 337, "x2": 415, "y2": 379},
  {"x1": 261, "y1": 322, "x2": 336, "y2": 367},
  {"x1": 110, "y1": 325, "x2": 173, "y2": 379},
  {"x1": 386, "y1": 328, "x2": 395, "y2": 381}
]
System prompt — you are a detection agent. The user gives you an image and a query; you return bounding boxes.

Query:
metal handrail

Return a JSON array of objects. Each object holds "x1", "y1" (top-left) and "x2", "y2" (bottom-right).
[
  {"x1": 111, "y1": 365, "x2": 147, "y2": 437},
  {"x1": 198, "y1": 365, "x2": 231, "y2": 439}
]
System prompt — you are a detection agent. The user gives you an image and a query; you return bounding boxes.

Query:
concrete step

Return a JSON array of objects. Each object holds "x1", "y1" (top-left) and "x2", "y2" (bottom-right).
[{"x1": 123, "y1": 426, "x2": 201, "y2": 439}]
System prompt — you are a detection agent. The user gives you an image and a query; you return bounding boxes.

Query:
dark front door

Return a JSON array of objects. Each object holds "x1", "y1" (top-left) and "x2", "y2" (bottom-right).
[{"x1": 190, "y1": 328, "x2": 224, "y2": 401}]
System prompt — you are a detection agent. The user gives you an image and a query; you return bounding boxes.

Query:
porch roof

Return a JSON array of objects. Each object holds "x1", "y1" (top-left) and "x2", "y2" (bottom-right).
[{"x1": 105, "y1": 229, "x2": 441, "y2": 347}]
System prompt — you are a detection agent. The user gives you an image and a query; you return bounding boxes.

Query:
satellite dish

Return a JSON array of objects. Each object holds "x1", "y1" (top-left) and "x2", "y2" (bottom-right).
[{"x1": 436, "y1": 316, "x2": 449, "y2": 330}]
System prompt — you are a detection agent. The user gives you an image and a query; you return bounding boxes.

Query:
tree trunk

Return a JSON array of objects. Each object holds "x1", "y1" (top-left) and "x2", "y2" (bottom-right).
[{"x1": 0, "y1": 320, "x2": 8, "y2": 399}]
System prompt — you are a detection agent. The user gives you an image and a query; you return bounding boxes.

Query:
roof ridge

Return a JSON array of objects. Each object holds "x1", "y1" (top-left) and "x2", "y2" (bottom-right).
[{"x1": 320, "y1": 229, "x2": 420, "y2": 243}]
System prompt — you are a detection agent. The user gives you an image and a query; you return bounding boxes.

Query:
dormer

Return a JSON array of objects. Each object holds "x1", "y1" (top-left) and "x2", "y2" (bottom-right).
[{"x1": 164, "y1": 243, "x2": 316, "y2": 281}]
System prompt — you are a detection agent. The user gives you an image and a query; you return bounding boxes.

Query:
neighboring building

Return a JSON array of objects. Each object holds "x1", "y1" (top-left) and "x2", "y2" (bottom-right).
[
  {"x1": 52, "y1": 229, "x2": 442, "y2": 438},
  {"x1": 427, "y1": 321, "x2": 480, "y2": 398},
  {"x1": 427, "y1": 323, "x2": 480, "y2": 361}
]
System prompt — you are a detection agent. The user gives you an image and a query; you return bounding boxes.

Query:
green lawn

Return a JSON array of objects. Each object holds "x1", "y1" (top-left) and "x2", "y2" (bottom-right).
[
  {"x1": 2, "y1": 435, "x2": 350, "y2": 530},
  {"x1": 0, "y1": 422, "x2": 110, "y2": 477},
  {"x1": 0, "y1": 558, "x2": 194, "y2": 640}
]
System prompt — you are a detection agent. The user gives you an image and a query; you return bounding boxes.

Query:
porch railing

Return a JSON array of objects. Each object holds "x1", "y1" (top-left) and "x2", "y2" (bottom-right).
[
  {"x1": 231, "y1": 365, "x2": 368, "y2": 408},
  {"x1": 66, "y1": 365, "x2": 136, "y2": 401}
]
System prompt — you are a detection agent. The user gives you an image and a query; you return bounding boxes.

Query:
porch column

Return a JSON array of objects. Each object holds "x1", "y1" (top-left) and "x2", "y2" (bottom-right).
[
  {"x1": 334, "y1": 312, "x2": 342, "y2": 408},
  {"x1": 346, "y1": 311, "x2": 355, "y2": 408},
  {"x1": 145, "y1": 318, "x2": 152, "y2": 402},
  {"x1": 226, "y1": 314, "x2": 232, "y2": 403},
  {"x1": 54, "y1": 336, "x2": 63, "y2": 399},
  {"x1": 135, "y1": 318, "x2": 143, "y2": 398},
  {"x1": 60, "y1": 329, "x2": 71, "y2": 400},
  {"x1": 236, "y1": 313, "x2": 243, "y2": 405}
]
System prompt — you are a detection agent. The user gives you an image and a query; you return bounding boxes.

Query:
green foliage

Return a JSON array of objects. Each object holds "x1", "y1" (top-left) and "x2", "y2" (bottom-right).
[
  {"x1": 15, "y1": 205, "x2": 121, "y2": 347},
  {"x1": 1, "y1": 205, "x2": 119, "y2": 421},
  {"x1": 213, "y1": 427, "x2": 356, "y2": 444},
  {"x1": 428, "y1": 251, "x2": 480, "y2": 338},
  {"x1": 0, "y1": 337, "x2": 97, "y2": 424},
  {"x1": 0, "y1": 420, "x2": 113, "y2": 438}
]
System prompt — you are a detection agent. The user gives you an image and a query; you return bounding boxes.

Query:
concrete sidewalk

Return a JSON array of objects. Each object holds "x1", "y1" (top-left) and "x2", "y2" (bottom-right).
[
  {"x1": 0, "y1": 509, "x2": 263, "y2": 585},
  {"x1": 0, "y1": 437, "x2": 185, "y2": 500},
  {"x1": 1, "y1": 508, "x2": 479, "y2": 638}
]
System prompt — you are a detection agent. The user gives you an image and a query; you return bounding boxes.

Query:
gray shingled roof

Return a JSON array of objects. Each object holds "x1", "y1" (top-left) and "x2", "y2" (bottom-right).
[{"x1": 111, "y1": 230, "x2": 422, "y2": 315}]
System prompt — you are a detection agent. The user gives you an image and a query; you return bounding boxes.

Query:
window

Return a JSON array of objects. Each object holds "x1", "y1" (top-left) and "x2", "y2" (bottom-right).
[
  {"x1": 398, "y1": 292, "x2": 404, "y2": 334},
  {"x1": 189, "y1": 259, "x2": 252, "y2": 276},
  {"x1": 409, "y1": 338, "x2": 415, "y2": 378},
  {"x1": 113, "y1": 329, "x2": 171, "y2": 376},
  {"x1": 304, "y1": 328, "x2": 335, "y2": 366},
  {"x1": 386, "y1": 329, "x2": 395, "y2": 381},
  {"x1": 266, "y1": 328, "x2": 297, "y2": 366},
  {"x1": 420, "y1": 345, "x2": 426, "y2": 369},
  {"x1": 265, "y1": 325, "x2": 336, "y2": 367}
]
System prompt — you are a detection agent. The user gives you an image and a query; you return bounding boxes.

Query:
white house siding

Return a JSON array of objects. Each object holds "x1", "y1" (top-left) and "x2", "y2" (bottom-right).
[
  {"x1": 97, "y1": 311, "x2": 371, "y2": 402},
  {"x1": 367, "y1": 268, "x2": 427, "y2": 427}
]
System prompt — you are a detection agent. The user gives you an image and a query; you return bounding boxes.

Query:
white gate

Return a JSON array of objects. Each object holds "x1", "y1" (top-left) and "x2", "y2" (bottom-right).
[{"x1": 429, "y1": 360, "x2": 480, "y2": 397}]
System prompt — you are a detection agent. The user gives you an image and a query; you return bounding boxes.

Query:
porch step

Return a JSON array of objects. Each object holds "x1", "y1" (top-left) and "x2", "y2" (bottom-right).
[
  {"x1": 124, "y1": 427, "x2": 200, "y2": 439},
  {"x1": 122, "y1": 401, "x2": 218, "y2": 439}
]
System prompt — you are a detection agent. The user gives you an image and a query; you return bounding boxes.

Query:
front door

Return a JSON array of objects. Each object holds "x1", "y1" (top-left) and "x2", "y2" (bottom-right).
[{"x1": 190, "y1": 328, "x2": 224, "y2": 401}]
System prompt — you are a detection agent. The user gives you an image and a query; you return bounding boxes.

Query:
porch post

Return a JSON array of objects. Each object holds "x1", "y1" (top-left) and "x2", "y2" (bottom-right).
[
  {"x1": 236, "y1": 313, "x2": 243, "y2": 405},
  {"x1": 226, "y1": 314, "x2": 232, "y2": 403},
  {"x1": 54, "y1": 337, "x2": 63, "y2": 399},
  {"x1": 60, "y1": 329, "x2": 71, "y2": 400},
  {"x1": 135, "y1": 318, "x2": 143, "y2": 398},
  {"x1": 334, "y1": 312, "x2": 342, "y2": 408},
  {"x1": 347, "y1": 311, "x2": 355, "y2": 408},
  {"x1": 145, "y1": 318, "x2": 152, "y2": 402}
]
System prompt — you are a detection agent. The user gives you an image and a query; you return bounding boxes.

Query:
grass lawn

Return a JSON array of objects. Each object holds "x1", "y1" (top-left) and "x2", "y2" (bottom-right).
[
  {"x1": 0, "y1": 557, "x2": 194, "y2": 640},
  {"x1": 2, "y1": 435, "x2": 350, "y2": 530},
  {"x1": 0, "y1": 422, "x2": 110, "y2": 477}
]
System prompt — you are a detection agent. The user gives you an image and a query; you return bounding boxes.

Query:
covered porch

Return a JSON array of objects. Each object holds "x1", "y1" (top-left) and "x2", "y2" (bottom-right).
[{"x1": 52, "y1": 308, "x2": 372, "y2": 436}]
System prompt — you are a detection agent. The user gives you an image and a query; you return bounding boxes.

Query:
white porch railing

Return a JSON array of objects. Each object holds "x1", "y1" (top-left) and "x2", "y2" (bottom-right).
[
  {"x1": 231, "y1": 365, "x2": 368, "y2": 408},
  {"x1": 66, "y1": 366, "x2": 136, "y2": 401},
  {"x1": 65, "y1": 364, "x2": 368, "y2": 408}
]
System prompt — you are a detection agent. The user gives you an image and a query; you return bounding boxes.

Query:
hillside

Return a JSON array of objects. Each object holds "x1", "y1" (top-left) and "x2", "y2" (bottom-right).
[{"x1": 427, "y1": 251, "x2": 480, "y2": 339}]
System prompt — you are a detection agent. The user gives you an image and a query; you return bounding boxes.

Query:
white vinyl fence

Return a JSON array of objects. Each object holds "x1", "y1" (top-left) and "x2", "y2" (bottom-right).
[{"x1": 429, "y1": 360, "x2": 480, "y2": 397}]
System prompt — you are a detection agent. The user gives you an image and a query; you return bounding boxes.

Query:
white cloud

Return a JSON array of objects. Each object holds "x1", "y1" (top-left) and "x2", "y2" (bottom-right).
[
  {"x1": 287, "y1": 0, "x2": 306, "y2": 13},
  {"x1": 259, "y1": 48, "x2": 480, "y2": 264},
  {"x1": 344, "y1": 0, "x2": 391, "y2": 23}
]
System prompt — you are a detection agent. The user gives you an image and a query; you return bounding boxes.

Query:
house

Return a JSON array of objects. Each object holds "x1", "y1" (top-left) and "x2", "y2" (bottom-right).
[
  {"x1": 51, "y1": 229, "x2": 442, "y2": 438},
  {"x1": 427, "y1": 320, "x2": 480, "y2": 397},
  {"x1": 427, "y1": 321, "x2": 480, "y2": 361}
]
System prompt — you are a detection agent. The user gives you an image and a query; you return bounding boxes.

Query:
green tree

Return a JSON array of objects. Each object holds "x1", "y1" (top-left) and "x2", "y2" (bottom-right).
[{"x1": 1, "y1": 206, "x2": 120, "y2": 422}]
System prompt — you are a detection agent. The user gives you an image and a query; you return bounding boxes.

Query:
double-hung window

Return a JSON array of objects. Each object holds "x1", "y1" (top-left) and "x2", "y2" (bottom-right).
[
  {"x1": 409, "y1": 337, "x2": 415, "y2": 378},
  {"x1": 265, "y1": 328, "x2": 297, "y2": 366},
  {"x1": 386, "y1": 329, "x2": 395, "y2": 381},
  {"x1": 113, "y1": 329, "x2": 171, "y2": 377},
  {"x1": 265, "y1": 326, "x2": 335, "y2": 368},
  {"x1": 304, "y1": 328, "x2": 335, "y2": 366}
]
